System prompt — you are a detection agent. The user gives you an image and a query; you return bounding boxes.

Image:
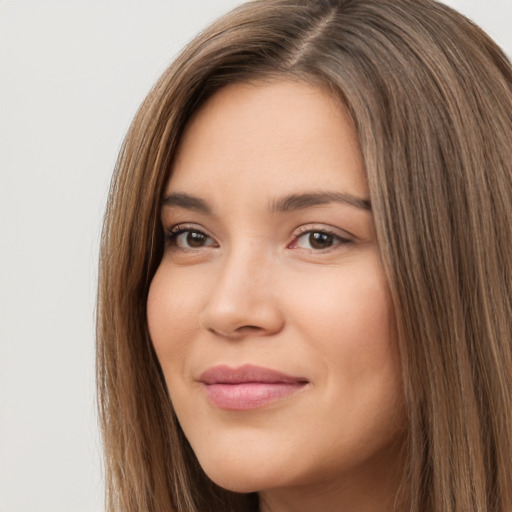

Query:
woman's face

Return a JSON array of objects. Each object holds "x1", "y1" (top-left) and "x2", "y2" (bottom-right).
[{"x1": 147, "y1": 81, "x2": 406, "y2": 508}]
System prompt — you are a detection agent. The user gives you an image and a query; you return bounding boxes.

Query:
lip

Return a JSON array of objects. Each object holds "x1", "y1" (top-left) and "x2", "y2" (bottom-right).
[{"x1": 198, "y1": 364, "x2": 309, "y2": 410}]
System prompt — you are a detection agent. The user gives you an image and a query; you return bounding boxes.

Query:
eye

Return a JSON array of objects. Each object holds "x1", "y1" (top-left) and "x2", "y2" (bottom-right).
[
  {"x1": 290, "y1": 228, "x2": 352, "y2": 251},
  {"x1": 166, "y1": 226, "x2": 217, "y2": 249}
]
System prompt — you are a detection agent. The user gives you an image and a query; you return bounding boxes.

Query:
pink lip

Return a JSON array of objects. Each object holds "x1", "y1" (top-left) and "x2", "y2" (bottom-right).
[{"x1": 198, "y1": 364, "x2": 309, "y2": 410}]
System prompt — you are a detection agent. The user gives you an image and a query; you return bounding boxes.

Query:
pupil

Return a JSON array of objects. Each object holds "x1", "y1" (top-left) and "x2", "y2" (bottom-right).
[
  {"x1": 309, "y1": 232, "x2": 333, "y2": 249},
  {"x1": 187, "y1": 232, "x2": 206, "y2": 247}
]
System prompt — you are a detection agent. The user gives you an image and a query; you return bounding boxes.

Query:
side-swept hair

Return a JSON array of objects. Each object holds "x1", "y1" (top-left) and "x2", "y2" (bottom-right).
[{"x1": 97, "y1": 1, "x2": 512, "y2": 510}]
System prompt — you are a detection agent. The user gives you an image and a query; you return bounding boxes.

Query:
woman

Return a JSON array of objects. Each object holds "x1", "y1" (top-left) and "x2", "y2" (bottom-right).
[{"x1": 96, "y1": 0, "x2": 512, "y2": 511}]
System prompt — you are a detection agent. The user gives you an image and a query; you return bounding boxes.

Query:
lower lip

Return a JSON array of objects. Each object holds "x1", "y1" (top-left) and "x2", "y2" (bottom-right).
[{"x1": 203, "y1": 382, "x2": 307, "y2": 410}]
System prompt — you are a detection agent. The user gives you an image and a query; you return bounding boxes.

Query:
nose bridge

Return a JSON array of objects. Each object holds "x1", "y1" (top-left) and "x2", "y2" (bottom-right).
[
  {"x1": 214, "y1": 243, "x2": 261, "y2": 304},
  {"x1": 199, "y1": 238, "x2": 283, "y2": 337}
]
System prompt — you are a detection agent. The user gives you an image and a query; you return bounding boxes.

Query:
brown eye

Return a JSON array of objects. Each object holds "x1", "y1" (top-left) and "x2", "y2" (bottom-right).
[
  {"x1": 169, "y1": 229, "x2": 216, "y2": 249},
  {"x1": 308, "y1": 232, "x2": 334, "y2": 249},
  {"x1": 185, "y1": 231, "x2": 208, "y2": 248},
  {"x1": 292, "y1": 229, "x2": 351, "y2": 251}
]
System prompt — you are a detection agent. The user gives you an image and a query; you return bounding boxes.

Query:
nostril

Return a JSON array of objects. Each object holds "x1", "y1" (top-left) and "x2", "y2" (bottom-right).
[
  {"x1": 207, "y1": 324, "x2": 264, "y2": 338},
  {"x1": 237, "y1": 325, "x2": 264, "y2": 333},
  {"x1": 200, "y1": 297, "x2": 285, "y2": 338}
]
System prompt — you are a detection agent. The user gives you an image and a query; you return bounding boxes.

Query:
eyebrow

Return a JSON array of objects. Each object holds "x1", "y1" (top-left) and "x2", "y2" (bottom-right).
[
  {"x1": 161, "y1": 192, "x2": 212, "y2": 214},
  {"x1": 270, "y1": 191, "x2": 371, "y2": 212},
  {"x1": 161, "y1": 191, "x2": 371, "y2": 214}
]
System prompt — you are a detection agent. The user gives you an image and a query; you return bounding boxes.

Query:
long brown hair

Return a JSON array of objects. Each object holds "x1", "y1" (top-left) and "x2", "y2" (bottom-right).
[{"x1": 97, "y1": 1, "x2": 512, "y2": 510}]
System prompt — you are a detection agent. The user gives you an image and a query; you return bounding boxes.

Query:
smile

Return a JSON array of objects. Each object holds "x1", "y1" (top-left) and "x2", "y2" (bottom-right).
[{"x1": 198, "y1": 364, "x2": 309, "y2": 410}]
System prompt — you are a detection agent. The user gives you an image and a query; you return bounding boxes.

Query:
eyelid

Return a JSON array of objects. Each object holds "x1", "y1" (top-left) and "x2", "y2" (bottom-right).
[
  {"x1": 162, "y1": 222, "x2": 355, "y2": 252},
  {"x1": 292, "y1": 223, "x2": 354, "y2": 241},
  {"x1": 167, "y1": 222, "x2": 208, "y2": 234},
  {"x1": 288, "y1": 224, "x2": 354, "y2": 251},
  {"x1": 164, "y1": 223, "x2": 218, "y2": 248}
]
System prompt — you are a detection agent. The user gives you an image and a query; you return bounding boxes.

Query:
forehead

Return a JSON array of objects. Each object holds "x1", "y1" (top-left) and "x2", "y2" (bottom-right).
[{"x1": 167, "y1": 80, "x2": 367, "y2": 200}]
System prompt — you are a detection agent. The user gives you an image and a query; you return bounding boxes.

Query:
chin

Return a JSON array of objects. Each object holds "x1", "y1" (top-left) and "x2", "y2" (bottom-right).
[
  {"x1": 209, "y1": 475, "x2": 261, "y2": 494},
  {"x1": 200, "y1": 462, "x2": 268, "y2": 493},
  {"x1": 193, "y1": 444, "x2": 292, "y2": 493}
]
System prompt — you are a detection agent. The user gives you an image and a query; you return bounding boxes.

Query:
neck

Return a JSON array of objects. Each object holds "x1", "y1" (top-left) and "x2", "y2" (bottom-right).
[{"x1": 258, "y1": 439, "x2": 405, "y2": 512}]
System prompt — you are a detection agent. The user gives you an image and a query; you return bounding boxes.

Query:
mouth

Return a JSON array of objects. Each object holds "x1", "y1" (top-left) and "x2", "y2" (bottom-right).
[{"x1": 198, "y1": 364, "x2": 309, "y2": 411}]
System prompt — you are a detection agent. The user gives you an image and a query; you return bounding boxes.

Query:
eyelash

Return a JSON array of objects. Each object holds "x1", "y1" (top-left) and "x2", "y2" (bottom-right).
[
  {"x1": 164, "y1": 224, "x2": 353, "y2": 252},
  {"x1": 289, "y1": 226, "x2": 353, "y2": 252},
  {"x1": 165, "y1": 225, "x2": 216, "y2": 250}
]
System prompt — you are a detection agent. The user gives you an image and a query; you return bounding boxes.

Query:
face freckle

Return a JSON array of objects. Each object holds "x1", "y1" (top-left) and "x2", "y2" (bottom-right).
[{"x1": 147, "y1": 80, "x2": 406, "y2": 510}]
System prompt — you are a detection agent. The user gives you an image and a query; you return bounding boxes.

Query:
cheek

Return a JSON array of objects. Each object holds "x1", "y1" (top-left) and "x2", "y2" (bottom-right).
[
  {"x1": 288, "y1": 257, "x2": 395, "y2": 353},
  {"x1": 285, "y1": 258, "x2": 401, "y2": 410},
  {"x1": 147, "y1": 266, "x2": 199, "y2": 369}
]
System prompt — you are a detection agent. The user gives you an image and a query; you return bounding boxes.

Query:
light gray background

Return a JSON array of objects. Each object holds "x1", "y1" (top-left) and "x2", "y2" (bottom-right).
[{"x1": 0, "y1": 1, "x2": 510, "y2": 511}]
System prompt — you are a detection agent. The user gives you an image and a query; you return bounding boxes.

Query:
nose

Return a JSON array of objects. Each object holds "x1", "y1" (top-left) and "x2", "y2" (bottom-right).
[{"x1": 199, "y1": 245, "x2": 285, "y2": 339}]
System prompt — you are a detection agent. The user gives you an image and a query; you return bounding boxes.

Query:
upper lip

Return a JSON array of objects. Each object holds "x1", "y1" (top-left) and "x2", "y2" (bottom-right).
[{"x1": 198, "y1": 364, "x2": 308, "y2": 385}]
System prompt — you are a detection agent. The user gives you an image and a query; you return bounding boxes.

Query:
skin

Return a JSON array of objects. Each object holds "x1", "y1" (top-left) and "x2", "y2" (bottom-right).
[{"x1": 147, "y1": 80, "x2": 407, "y2": 512}]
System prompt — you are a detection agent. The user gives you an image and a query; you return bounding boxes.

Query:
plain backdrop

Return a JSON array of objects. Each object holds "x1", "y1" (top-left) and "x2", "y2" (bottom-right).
[{"x1": 0, "y1": 1, "x2": 510, "y2": 511}]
